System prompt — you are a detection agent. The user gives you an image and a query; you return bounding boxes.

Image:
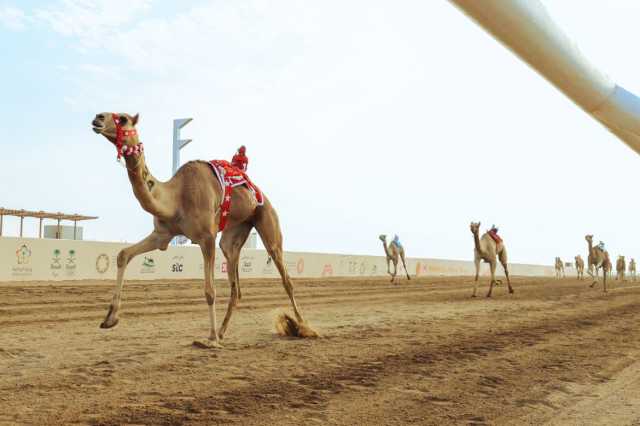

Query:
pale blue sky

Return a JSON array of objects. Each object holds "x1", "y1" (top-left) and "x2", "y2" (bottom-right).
[{"x1": 2, "y1": 0, "x2": 640, "y2": 265}]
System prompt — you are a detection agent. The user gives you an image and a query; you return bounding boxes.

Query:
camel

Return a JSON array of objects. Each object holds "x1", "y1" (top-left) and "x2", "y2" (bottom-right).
[
  {"x1": 469, "y1": 222, "x2": 513, "y2": 297},
  {"x1": 574, "y1": 255, "x2": 585, "y2": 280},
  {"x1": 629, "y1": 258, "x2": 637, "y2": 282},
  {"x1": 585, "y1": 235, "x2": 611, "y2": 292},
  {"x1": 616, "y1": 255, "x2": 626, "y2": 281},
  {"x1": 554, "y1": 257, "x2": 565, "y2": 279},
  {"x1": 379, "y1": 235, "x2": 410, "y2": 283},
  {"x1": 91, "y1": 112, "x2": 316, "y2": 348}
]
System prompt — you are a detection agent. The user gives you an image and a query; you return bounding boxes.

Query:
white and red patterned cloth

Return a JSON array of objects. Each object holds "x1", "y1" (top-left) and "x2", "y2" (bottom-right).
[{"x1": 209, "y1": 160, "x2": 264, "y2": 231}]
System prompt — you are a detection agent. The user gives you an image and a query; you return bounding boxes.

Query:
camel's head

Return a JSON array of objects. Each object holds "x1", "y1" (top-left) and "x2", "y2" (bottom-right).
[
  {"x1": 470, "y1": 222, "x2": 480, "y2": 234},
  {"x1": 585, "y1": 235, "x2": 593, "y2": 244},
  {"x1": 378, "y1": 234, "x2": 387, "y2": 243},
  {"x1": 91, "y1": 112, "x2": 140, "y2": 150}
]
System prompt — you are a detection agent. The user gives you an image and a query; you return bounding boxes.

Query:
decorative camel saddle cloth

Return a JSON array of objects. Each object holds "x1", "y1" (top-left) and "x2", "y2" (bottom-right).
[
  {"x1": 488, "y1": 230, "x2": 502, "y2": 244},
  {"x1": 208, "y1": 160, "x2": 264, "y2": 231}
]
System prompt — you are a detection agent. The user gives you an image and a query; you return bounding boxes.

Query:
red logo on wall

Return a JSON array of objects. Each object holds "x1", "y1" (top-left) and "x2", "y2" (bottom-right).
[
  {"x1": 296, "y1": 258, "x2": 305, "y2": 274},
  {"x1": 221, "y1": 261, "x2": 227, "y2": 273},
  {"x1": 322, "y1": 264, "x2": 333, "y2": 277}
]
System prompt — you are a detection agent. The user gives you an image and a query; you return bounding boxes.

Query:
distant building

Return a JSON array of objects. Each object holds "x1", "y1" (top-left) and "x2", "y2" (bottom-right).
[{"x1": 44, "y1": 225, "x2": 84, "y2": 240}]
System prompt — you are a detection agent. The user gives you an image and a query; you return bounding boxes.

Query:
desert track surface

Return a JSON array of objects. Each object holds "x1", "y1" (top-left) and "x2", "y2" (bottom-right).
[{"x1": 2, "y1": 276, "x2": 640, "y2": 425}]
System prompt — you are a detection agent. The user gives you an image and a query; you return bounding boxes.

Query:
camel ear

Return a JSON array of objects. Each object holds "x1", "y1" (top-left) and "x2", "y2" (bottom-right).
[{"x1": 132, "y1": 113, "x2": 139, "y2": 126}]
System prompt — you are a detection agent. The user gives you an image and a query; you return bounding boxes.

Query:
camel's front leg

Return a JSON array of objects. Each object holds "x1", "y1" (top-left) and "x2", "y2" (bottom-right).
[
  {"x1": 590, "y1": 264, "x2": 601, "y2": 288},
  {"x1": 472, "y1": 257, "x2": 480, "y2": 297},
  {"x1": 101, "y1": 231, "x2": 169, "y2": 329},
  {"x1": 392, "y1": 259, "x2": 399, "y2": 284}
]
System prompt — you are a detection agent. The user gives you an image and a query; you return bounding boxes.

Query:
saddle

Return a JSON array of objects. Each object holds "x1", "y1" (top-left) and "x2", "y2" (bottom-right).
[
  {"x1": 209, "y1": 160, "x2": 264, "y2": 231},
  {"x1": 488, "y1": 230, "x2": 502, "y2": 244}
]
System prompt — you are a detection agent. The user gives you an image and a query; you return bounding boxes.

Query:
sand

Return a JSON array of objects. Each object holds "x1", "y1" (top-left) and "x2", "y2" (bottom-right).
[{"x1": 2, "y1": 276, "x2": 640, "y2": 425}]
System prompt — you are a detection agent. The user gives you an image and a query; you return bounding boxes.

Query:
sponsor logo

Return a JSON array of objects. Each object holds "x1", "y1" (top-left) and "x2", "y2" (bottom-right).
[
  {"x1": 359, "y1": 262, "x2": 366, "y2": 275},
  {"x1": 96, "y1": 254, "x2": 110, "y2": 274},
  {"x1": 347, "y1": 261, "x2": 358, "y2": 274},
  {"x1": 12, "y1": 244, "x2": 33, "y2": 276},
  {"x1": 141, "y1": 256, "x2": 156, "y2": 274},
  {"x1": 66, "y1": 249, "x2": 77, "y2": 269},
  {"x1": 51, "y1": 249, "x2": 62, "y2": 271},
  {"x1": 171, "y1": 256, "x2": 184, "y2": 273},
  {"x1": 16, "y1": 244, "x2": 31, "y2": 265},
  {"x1": 241, "y1": 256, "x2": 253, "y2": 273},
  {"x1": 296, "y1": 258, "x2": 305, "y2": 274},
  {"x1": 221, "y1": 261, "x2": 227, "y2": 273},
  {"x1": 321, "y1": 264, "x2": 334, "y2": 277}
]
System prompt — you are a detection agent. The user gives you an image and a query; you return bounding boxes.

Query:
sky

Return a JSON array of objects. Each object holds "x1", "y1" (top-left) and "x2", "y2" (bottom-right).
[{"x1": 1, "y1": 0, "x2": 640, "y2": 265}]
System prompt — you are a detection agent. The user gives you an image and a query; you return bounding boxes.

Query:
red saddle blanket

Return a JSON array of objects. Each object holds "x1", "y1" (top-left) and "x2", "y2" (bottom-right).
[
  {"x1": 488, "y1": 230, "x2": 502, "y2": 244},
  {"x1": 209, "y1": 160, "x2": 264, "y2": 231}
]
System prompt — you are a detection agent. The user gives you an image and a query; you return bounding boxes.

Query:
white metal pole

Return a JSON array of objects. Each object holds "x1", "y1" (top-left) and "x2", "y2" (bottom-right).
[
  {"x1": 172, "y1": 118, "x2": 193, "y2": 176},
  {"x1": 449, "y1": 0, "x2": 640, "y2": 154}
]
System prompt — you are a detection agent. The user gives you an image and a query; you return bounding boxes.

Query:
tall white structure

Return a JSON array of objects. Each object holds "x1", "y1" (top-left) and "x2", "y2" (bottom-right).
[
  {"x1": 449, "y1": 0, "x2": 640, "y2": 154},
  {"x1": 172, "y1": 118, "x2": 193, "y2": 245},
  {"x1": 172, "y1": 118, "x2": 193, "y2": 176}
]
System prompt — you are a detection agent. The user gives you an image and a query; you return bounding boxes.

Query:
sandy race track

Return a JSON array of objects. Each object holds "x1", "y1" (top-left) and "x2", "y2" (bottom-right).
[{"x1": 2, "y1": 275, "x2": 640, "y2": 425}]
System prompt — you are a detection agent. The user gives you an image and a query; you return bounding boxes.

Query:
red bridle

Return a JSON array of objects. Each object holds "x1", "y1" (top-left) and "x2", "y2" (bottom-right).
[{"x1": 112, "y1": 113, "x2": 142, "y2": 160}]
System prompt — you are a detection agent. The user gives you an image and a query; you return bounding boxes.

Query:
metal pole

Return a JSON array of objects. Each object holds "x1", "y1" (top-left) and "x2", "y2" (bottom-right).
[
  {"x1": 172, "y1": 118, "x2": 193, "y2": 246},
  {"x1": 19, "y1": 217, "x2": 24, "y2": 237},
  {"x1": 73, "y1": 221, "x2": 77, "y2": 240},
  {"x1": 0, "y1": 215, "x2": 3, "y2": 237},
  {"x1": 57, "y1": 219, "x2": 61, "y2": 239},
  {"x1": 39, "y1": 218, "x2": 43, "y2": 238},
  {"x1": 172, "y1": 118, "x2": 193, "y2": 176}
]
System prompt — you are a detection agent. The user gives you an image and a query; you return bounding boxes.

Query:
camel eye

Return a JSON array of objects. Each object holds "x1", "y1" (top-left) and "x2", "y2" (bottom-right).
[{"x1": 119, "y1": 116, "x2": 128, "y2": 125}]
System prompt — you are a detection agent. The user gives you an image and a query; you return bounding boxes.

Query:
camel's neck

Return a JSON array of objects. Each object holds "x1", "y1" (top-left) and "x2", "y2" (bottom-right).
[
  {"x1": 587, "y1": 239, "x2": 594, "y2": 256},
  {"x1": 381, "y1": 241, "x2": 391, "y2": 258},
  {"x1": 472, "y1": 231, "x2": 482, "y2": 254},
  {"x1": 124, "y1": 153, "x2": 172, "y2": 218}
]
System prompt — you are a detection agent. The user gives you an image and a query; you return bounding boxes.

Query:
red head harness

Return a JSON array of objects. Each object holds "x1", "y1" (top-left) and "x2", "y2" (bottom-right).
[{"x1": 112, "y1": 113, "x2": 143, "y2": 160}]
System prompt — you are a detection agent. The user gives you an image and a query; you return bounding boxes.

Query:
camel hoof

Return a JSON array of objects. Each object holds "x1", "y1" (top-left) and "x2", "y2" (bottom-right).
[
  {"x1": 99, "y1": 318, "x2": 119, "y2": 329},
  {"x1": 509, "y1": 289, "x2": 514, "y2": 294},
  {"x1": 486, "y1": 294, "x2": 492, "y2": 298},
  {"x1": 471, "y1": 294, "x2": 477, "y2": 298},
  {"x1": 274, "y1": 311, "x2": 319, "y2": 338},
  {"x1": 192, "y1": 339, "x2": 223, "y2": 349}
]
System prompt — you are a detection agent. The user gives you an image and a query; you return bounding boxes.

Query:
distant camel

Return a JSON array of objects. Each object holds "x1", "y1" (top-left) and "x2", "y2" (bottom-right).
[
  {"x1": 470, "y1": 222, "x2": 513, "y2": 297},
  {"x1": 574, "y1": 255, "x2": 585, "y2": 280},
  {"x1": 554, "y1": 257, "x2": 565, "y2": 279},
  {"x1": 379, "y1": 235, "x2": 410, "y2": 284},
  {"x1": 629, "y1": 258, "x2": 637, "y2": 282},
  {"x1": 585, "y1": 235, "x2": 610, "y2": 292},
  {"x1": 616, "y1": 256, "x2": 626, "y2": 281}
]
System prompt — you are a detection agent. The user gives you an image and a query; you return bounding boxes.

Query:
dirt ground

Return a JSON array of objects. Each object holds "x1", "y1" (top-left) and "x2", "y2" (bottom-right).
[{"x1": 2, "y1": 275, "x2": 640, "y2": 425}]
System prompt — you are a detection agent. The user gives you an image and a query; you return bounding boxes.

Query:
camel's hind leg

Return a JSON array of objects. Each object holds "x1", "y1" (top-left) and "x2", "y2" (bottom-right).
[
  {"x1": 254, "y1": 202, "x2": 316, "y2": 337},
  {"x1": 486, "y1": 260, "x2": 497, "y2": 298},
  {"x1": 101, "y1": 231, "x2": 171, "y2": 329},
  {"x1": 218, "y1": 223, "x2": 253, "y2": 340},
  {"x1": 499, "y1": 249, "x2": 513, "y2": 294},
  {"x1": 400, "y1": 250, "x2": 411, "y2": 281}
]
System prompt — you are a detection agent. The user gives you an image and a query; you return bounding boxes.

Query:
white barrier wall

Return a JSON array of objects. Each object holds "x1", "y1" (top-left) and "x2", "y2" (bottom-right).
[{"x1": 0, "y1": 236, "x2": 555, "y2": 282}]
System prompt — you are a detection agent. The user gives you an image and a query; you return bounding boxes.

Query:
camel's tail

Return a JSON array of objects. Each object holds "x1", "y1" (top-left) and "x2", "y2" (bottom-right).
[{"x1": 273, "y1": 310, "x2": 319, "y2": 338}]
